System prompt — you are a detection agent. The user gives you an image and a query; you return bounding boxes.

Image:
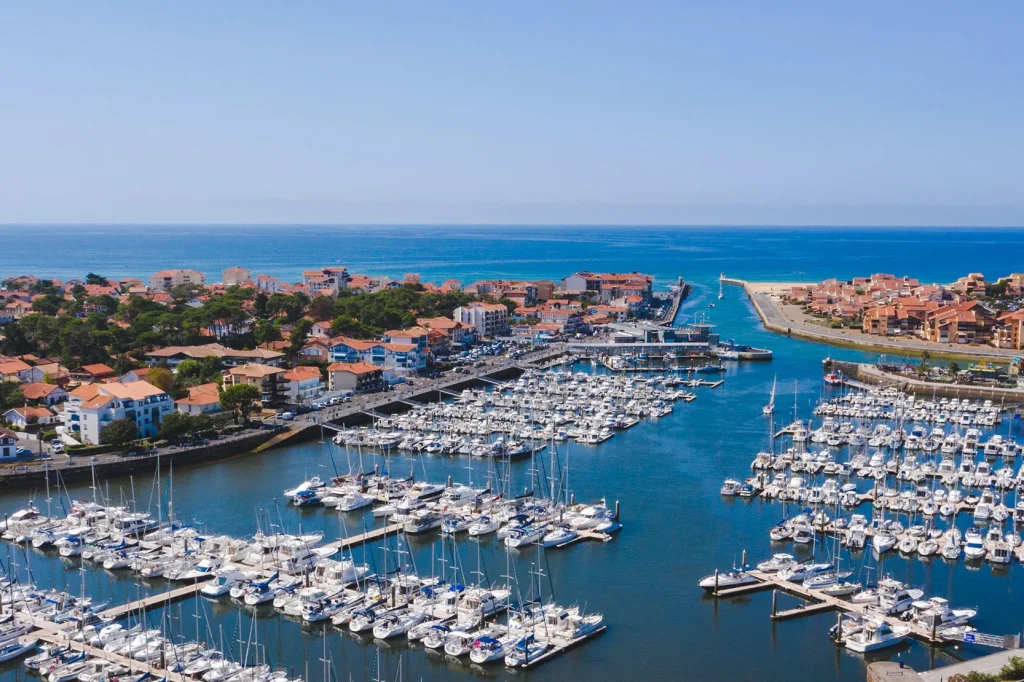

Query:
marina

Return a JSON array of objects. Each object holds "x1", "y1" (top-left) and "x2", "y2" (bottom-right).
[{"x1": 4, "y1": 230, "x2": 1024, "y2": 682}]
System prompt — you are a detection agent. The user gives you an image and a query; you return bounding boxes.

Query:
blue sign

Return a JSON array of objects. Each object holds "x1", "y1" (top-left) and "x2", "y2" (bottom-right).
[{"x1": 964, "y1": 633, "x2": 976, "y2": 643}]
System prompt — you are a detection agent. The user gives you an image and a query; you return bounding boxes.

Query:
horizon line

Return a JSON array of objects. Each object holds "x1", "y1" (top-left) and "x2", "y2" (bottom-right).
[{"x1": 1, "y1": 223, "x2": 1023, "y2": 229}]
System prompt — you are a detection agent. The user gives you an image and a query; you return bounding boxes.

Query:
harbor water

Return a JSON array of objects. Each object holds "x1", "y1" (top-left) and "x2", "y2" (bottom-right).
[{"x1": 2, "y1": 226, "x2": 1024, "y2": 680}]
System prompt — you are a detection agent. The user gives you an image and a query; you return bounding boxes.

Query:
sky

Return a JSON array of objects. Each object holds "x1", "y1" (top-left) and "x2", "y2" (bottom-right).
[{"x1": 0, "y1": 2, "x2": 1022, "y2": 226}]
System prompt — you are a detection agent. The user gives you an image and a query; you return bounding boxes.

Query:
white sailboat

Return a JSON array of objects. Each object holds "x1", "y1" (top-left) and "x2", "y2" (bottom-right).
[
  {"x1": 763, "y1": 376, "x2": 776, "y2": 416},
  {"x1": 718, "y1": 274, "x2": 724, "y2": 300}
]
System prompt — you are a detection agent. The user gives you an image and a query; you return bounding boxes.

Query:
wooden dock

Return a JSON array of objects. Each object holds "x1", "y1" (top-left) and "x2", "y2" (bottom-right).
[
  {"x1": 713, "y1": 569, "x2": 948, "y2": 644},
  {"x1": 321, "y1": 522, "x2": 404, "y2": 552},
  {"x1": 99, "y1": 581, "x2": 209, "y2": 620},
  {"x1": 31, "y1": 621, "x2": 189, "y2": 682}
]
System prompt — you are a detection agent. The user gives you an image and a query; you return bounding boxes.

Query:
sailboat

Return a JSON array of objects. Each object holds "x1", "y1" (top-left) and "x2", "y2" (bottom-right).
[
  {"x1": 762, "y1": 376, "x2": 776, "y2": 416},
  {"x1": 718, "y1": 274, "x2": 724, "y2": 300}
]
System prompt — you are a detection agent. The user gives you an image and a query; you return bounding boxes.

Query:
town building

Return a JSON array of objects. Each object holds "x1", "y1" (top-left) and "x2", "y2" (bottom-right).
[
  {"x1": 327, "y1": 362, "x2": 385, "y2": 393},
  {"x1": 256, "y1": 275, "x2": 284, "y2": 295},
  {"x1": 921, "y1": 301, "x2": 997, "y2": 344},
  {"x1": 175, "y1": 383, "x2": 222, "y2": 415},
  {"x1": 3, "y1": 406, "x2": 57, "y2": 428},
  {"x1": 0, "y1": 359, "x2": 33, "y2": 382},
  {"x1": 561, "y1": 271, "x2": 654, "y2": 302},
  {"x1": 452, "y1": 302, "x2": 509, "y2": 338},
  {"x1": 222, "y1": 364, "x2": 286, "y2": 404},
  {"x1": 70, "y1": 363, "x2": 117, "y2": 383},
  {"x1": 302, "y1": 267, "x2": 350, "y2": 296},
  {"x1": 148, "y1": 269, "x2": 206, "y2": 292},
  {"x1": 20, "y1": 383, "x2": 68, "y2": 406},
  {"x1": 994, "y1": 310, "x2": 1024, "y2": 350},
  {"x1": 222, "y1": 266, "x2": 252, "y2": 287},
  {"x1": 326, "y1": 336, "x2": 427, "y2": 373},
  {"x1": 281, "y1": 366, "x2": 324, "y2": 404},
  {"x1": 145, "y1": 343, "x2": 284, "y2": 370},
  {"x1": 65, "y1": 380, "x2": 174, "y2": 445},
  {"x1": 0, "y1": 429, "x2": 17, "y2": 459},
  {"x1": 417, "y1": 317, "x2": 472, "y2": 347}
]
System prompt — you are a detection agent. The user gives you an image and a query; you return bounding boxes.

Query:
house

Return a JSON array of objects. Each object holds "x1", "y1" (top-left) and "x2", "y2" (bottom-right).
[
  {"x1": 997, "y1": 273, "x2": 1024, "y2": 297},
  {"x1": 148, "y1": 269, "x2": 206, "y2": 292},
  {"x1": 145, "y1": 343, "x2": 284, "y2": 369},
  {"x1": 993, "y1": 310, "x2": 1024, "y2": 350},
  {"x1": 222, "y1": 266, "x2": 252, "y2": 287},
  {"x1": 64, "y1": 380, "x2": 174, "y2": 445},
  {"x1": 20, "y1": 383, "x2": 69, "y2": 406},
  {"x1": 31, "y1": 362, "x2": 71, "y2": 385},
  {"x1": 921, "y1": 301, "x2": 997, "y2": 344},
  {"x1": 298, "y1": 338, "x2": 331, "y2": 362},
  {"x1": 0, "y1": 429, "x2": 18, "y2": 459},
  {"x1": 256, "y1": 274, "x2": 284, "y2": 295},
  {"x1": 0, "y1": 359, "x2": 33, "y2": 382},
  {"x1": 382, "y1": 327, "x2": 430, "y2": 351},
  {"x1": 3, "y1": 406, "x2": 57, "y2": 428},
  {"x1": 222, "y1": 364, "x2": 286, "y2": 405},
  {"x1": 327, "y1": 362, "x2": 385, "y2": 394},
  {"x1": 452, "y1": 302, "x2": 509, "y2": 338},
  {"x1": 417, "y1": 317, "x2": 472, "y2": 347},
  {"x1": 302, "y1": 267, "x2": 349, "y2": 296},
  {"x1": 1, "y1": 299, "x2": 32, "y2": 321},
  {"x1": 175, "y1": 383, "x2": 222, "y2": 415},
  {"x1": 70, "y1": 363, "x2": 117, "y2": 383},
  {"x1": 281, "y1": 366, "x2": 324, "y2": 404},
  {"x1": 951, "y1": 273, "x2": 987, "y2": 296},
  {"x1": 325, "y1": 336, "x2": 427, "y2": 373},
  {"x1": 120, "y1": 368, "x2": 155, "y2": 383},
  {"x1": 561, "y1": 271, "x2": 654, "y2": 302},
  {"x1": 309, "y1": 321, "x2": 333, "y2": 338}
]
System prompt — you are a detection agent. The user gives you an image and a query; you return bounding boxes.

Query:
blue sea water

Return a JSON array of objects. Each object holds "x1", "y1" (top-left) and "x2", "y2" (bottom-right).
[
  {"x1": 1, "y1": 226, "x2": 1023, "y2": 682},
  {"x1": 2, "y1": 225, "x2": 1024, "y2": 286}
]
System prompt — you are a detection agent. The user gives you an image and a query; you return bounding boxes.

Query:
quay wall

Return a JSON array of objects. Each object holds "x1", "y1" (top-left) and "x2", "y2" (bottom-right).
[
  {"x1": 0, "y1": 429, "x2": 279, "y2": 489},
  {"x1": 656, "y1": 280, "x2": 690, "y2": 327},
  {"x1": 827, "y1": 360, "x2": 1024, "y2": 402}
]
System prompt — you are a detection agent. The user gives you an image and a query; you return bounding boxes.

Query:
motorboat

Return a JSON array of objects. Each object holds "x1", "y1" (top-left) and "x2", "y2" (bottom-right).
[
  {"x1": 756, "y1": 554, "x2": 797, "y2": 573},
  {"x1": 699, "y1": 568, "x2": 757, "y2": 591},
  {"x1": 844, "y1": 620, "x2": 910, "y2": 653}
]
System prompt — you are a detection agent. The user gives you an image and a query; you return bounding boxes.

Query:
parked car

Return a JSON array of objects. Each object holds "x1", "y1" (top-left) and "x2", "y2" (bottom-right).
[
  {"x1": 15, "y1": 447, "x2": 31, "y2": 457},
  {"x1": 279, "y1": 412, "x2": 294, "y2": 421}
]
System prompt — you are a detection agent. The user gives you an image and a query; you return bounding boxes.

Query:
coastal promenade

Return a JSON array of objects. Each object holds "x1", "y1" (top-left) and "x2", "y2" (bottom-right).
[{"x1": 725, "y1": 277, "x2": 1022, "y2": 362}]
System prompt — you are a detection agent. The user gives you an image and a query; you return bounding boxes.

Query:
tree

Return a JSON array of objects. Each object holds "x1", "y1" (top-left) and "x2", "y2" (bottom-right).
[
  {"x1": 254, "y1": 319, "x2": 283, "y2": 346},
  {"x1": 85, "y1": 273, "x2": 109, "y2": 286},
  {"x1": 0, "y1": 380, "x2": 25, "y2": 413},
  {"x1": 496, "y1": 297, "x2": 519, "y2": 315},
  {"x1": 308, "y1": 296, "x2": 335, "y2": 322},
  {"x1": 158, "y1": 411, "x2": 194, "y2": 443},
  {"x1": 288, "y1": 318, "x2": 314, "y2": 356},
  {"x1": 147, "y1": 367, "x2": 175, "y2": 393},
  {"x1": 176, "y1": 358, "x2": 203, "y2": 381},
  {"x1": 100, "y1": 418, "x2": 138, "y2": 446},
  {"x1": 219, "y1": 383, "x2": 261, "y2": 424},
  {"x1": 948, "y1": 361, "x2": 960, "y2": 375}
]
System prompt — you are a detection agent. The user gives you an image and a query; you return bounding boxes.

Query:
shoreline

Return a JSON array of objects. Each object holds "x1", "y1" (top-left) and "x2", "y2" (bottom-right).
[{"x1": 726, "y1": 277, "x2": 1022, "y2": 363}]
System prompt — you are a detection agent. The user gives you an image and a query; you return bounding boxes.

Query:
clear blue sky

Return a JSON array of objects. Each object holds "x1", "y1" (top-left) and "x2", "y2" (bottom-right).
[{"x1": 1, "y1": 2, "x2": 1021, "y2": 226}]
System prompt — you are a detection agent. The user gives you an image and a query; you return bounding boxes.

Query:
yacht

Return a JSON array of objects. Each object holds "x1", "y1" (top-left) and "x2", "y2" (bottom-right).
[{"x1": 699, "y1": 568, "x2": 757, "y2": 591}]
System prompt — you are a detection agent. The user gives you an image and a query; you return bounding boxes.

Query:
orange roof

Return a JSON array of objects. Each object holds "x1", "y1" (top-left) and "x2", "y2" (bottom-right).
[
  {"x1": 5, "y1": 406, "x2": 53, "y2": 420},
  {"x1": 283, "y1": 366, "x2": 322, "y2": 381},
  {"x1": 20, "y1": 383, "x2": 62, "y2": 400},
  {"x1": 227, "y1": 364, "x2": 286, "y2": 378},
  {"x1": 327, "y1": 361, "x2": 381, "y2": 375},
  {"x1": 176, "y1": 383, "x2": 221, "y2": 406},
  {"x1": 0, "y1": 359, "x2": 31, "y2": 375},
  {"x1": 78, "y1": 363, "x2": 115, "y2": 376}
]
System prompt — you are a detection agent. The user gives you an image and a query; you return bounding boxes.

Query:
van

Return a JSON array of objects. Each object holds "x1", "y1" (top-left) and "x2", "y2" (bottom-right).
[{"x1": 279, "y1": 412, "x2": 294, "y2": 421}]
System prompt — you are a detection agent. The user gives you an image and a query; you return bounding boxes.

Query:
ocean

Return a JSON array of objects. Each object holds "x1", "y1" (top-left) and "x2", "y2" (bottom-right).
[
  {"x1": 2, "y1": 225, "x2": 1023, "y2": 287},
  {"x1": 1, "y1": 225, "x2": 1023, "y2": 682}
]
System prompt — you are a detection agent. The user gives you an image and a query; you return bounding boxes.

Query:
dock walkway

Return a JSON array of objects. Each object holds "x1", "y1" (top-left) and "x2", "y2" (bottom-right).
[{"x1": 713, "y1": 569, "x2": 949, "y2": 644}]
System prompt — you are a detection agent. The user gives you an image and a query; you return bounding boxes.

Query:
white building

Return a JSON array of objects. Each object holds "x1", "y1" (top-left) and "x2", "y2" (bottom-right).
[
  {"x1": 302, "y1": 267, "x2": 349, "y2": 296},
  {"x1": 256, "y1": 275, "x2": 284, "y2": 295},
  {"x1": 149, "y1": 269, "x2": 206, "y2": 291},
  {"x1": 222, "y1": 266, "x2": 252, "y2": 287},
  {"x1": 452, "y1": 302, "x2": 509, "y2": 338},
  {"x1": 65, "y1": 381, "x2": 174, "y2": 445}
]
